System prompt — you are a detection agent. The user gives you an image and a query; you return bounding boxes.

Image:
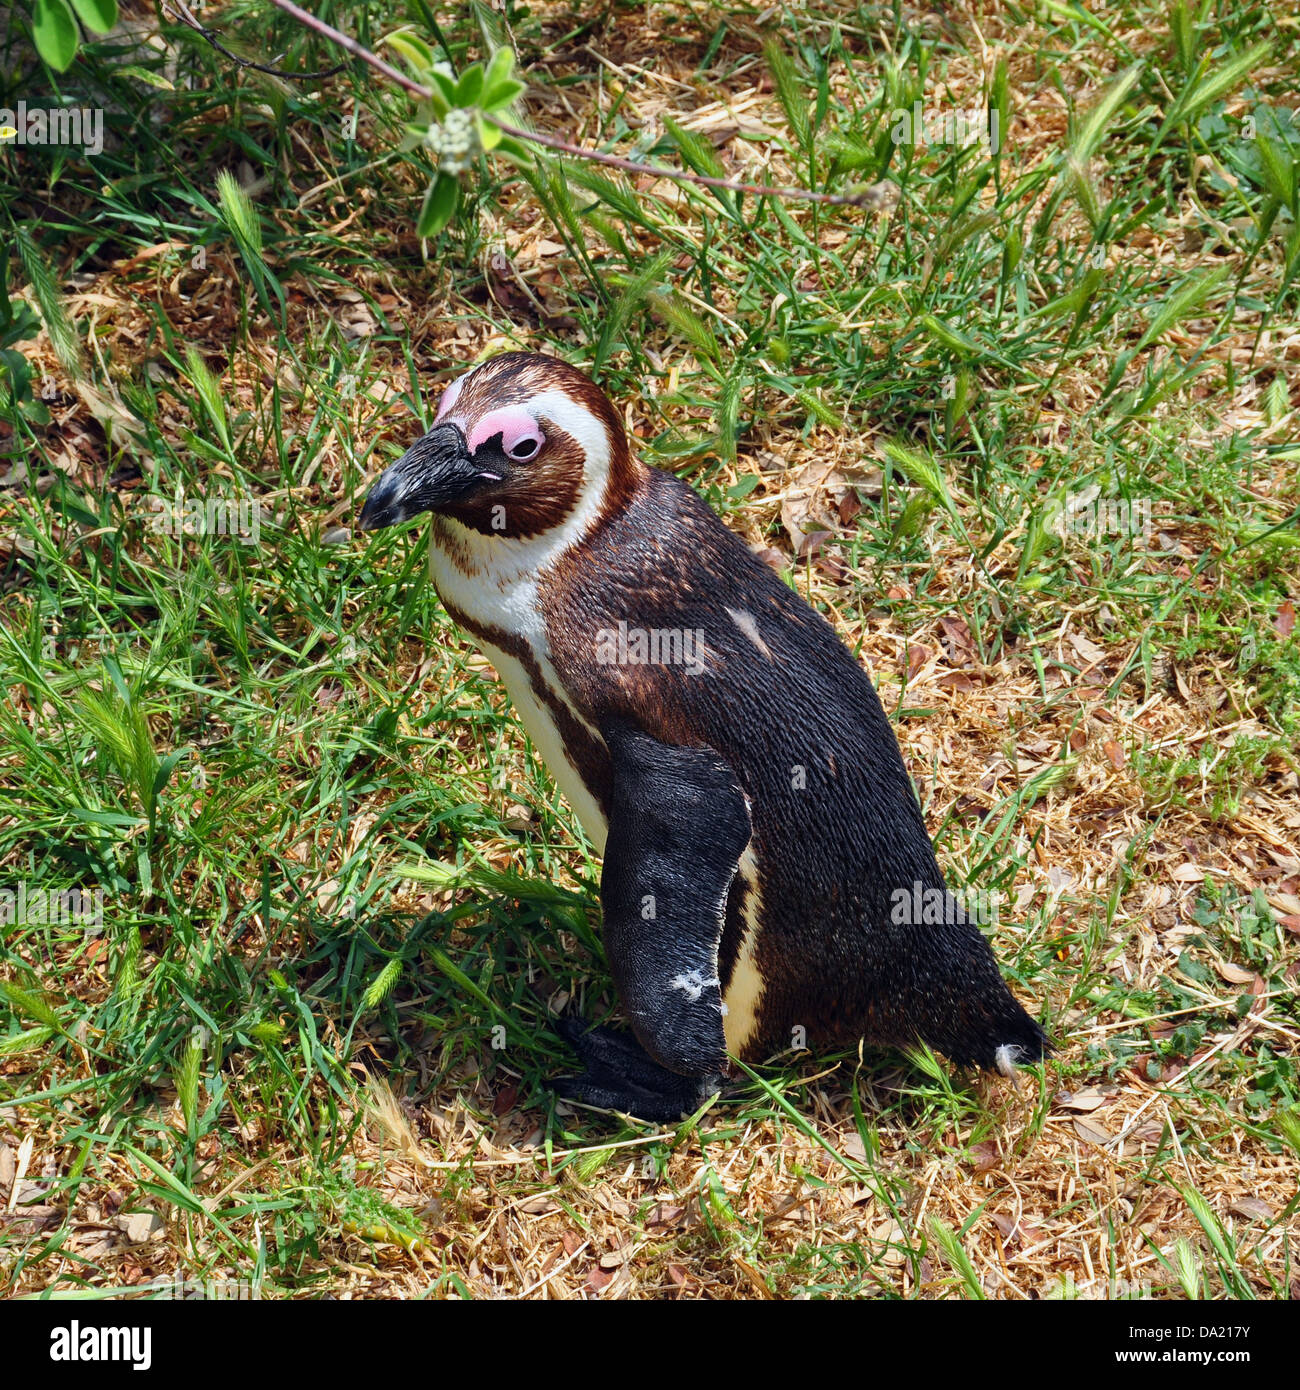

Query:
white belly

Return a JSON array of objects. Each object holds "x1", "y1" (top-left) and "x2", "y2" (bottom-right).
[{"x1": 478, "y1": 637, "x2": 609, "y2": 853}]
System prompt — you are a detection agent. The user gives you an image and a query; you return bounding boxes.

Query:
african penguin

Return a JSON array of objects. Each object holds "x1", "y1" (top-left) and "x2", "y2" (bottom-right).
[{"x1": 359, "y1": 351, "x2": 1048, "y2": 1120}]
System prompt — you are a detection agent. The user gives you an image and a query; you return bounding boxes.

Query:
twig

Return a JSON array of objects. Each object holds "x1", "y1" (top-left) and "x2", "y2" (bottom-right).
[
  {"x1": 168, "y1": 0, "x2": 346, "y2": 81},
  {"x1": 264, "y1": 0, "x2": 887, "y2": 209}
]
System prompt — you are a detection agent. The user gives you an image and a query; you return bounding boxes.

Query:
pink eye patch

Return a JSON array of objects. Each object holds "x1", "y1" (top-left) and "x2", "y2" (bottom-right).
[{"x1": 467, "y1": 406, "x2": 544, "y2": 461}]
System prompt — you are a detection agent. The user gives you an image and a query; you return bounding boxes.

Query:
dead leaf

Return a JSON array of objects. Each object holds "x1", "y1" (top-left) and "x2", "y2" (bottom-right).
[
  {"x1": 1228, "y1": 1196, "x2": 1275, "y2": 1221},
  {"x1": 780, "y1": 460, "x2": 878, "y2": 557},
  {"x1": 74, "y1": 381, "x2": 146, "y2": 448},
  {"x1": 1104, "y1": 739, "x2": 1126, "y2": 770},
  {"x1": 936, "y1": 671, "x2": 978, "y2": 691},
  {"x1": 1058, "y1": 1087, "x2": 1110, "y2": 1113},
  {"x1": 1073, "y1": 1116, "x2": 1112, "y2": 1145},
  {"x1": 939, "y1": 616, "x2": 975, "y2": 661},
  {"x1": 968, "y1": 1141, "x2": 1000, "y2": 1172},
  {"x1": 1275, "y1": 601, "x2": 1295, "y2": 637},
  {"x1": 989, "y1": 1212, "x2": 1018, "y2": 1239},
  {"x1": 1170, "y1": 862, "x2": 1205, "y2": 882},
  {"x1": 1069, "y1": 631, "x2": 1107, "y2": 669},
  {"x1": 905, "y1": 644, "x2": 931, "y2": 683},
  {"x1": 1212, "y1": 960, "x2": 1255, "y2": 985},
  {"x1": 118, "y1": 1210, "x2": 164, "y2": 1243}
]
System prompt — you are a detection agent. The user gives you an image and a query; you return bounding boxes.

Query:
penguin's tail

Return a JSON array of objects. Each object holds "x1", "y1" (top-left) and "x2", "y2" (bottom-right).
[
  {"x1": 937, "y1": 989, "x2": 1051, "y2": 1075},
  {"x1": 994, "y1": 1033, "x2": 1048, "y2": 1077},
  {"x1": 984, "y1": 1008, "x2": 1051, "y2": 1076}
]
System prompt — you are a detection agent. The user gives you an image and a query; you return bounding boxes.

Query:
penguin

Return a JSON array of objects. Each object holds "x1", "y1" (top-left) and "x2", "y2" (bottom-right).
[{"x1": 358, "y1": 351, "x2": 1048, "y2": 1120}]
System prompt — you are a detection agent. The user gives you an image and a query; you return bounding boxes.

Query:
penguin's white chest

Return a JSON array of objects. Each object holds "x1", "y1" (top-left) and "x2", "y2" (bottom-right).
[
  {"x1": 477, "y1": 637, "x2": 609, "y2": 853},
  {"x1": 429, "y1": 536, "x2": 609, "y2": 853}
]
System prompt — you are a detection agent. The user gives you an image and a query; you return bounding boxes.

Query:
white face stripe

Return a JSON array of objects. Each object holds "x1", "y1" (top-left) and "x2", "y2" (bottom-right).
[
  {"x1": 433, "y1": 371, "x2": 467, "y2": 422},
  {"x1": 424, "y1": 377, "x2": 618, "y2": 852},
  {"x1": 429, "y1": 386, "x2": 613, "y2": 594},
  {"x1": 426, "y1": 387, "x2": 614, "y2": 822}
]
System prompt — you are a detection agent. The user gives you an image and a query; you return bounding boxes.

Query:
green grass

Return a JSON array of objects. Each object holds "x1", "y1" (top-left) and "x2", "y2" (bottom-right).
[{"x1": 1, "y1": 0, "x2": 1297, "y2": 1298}]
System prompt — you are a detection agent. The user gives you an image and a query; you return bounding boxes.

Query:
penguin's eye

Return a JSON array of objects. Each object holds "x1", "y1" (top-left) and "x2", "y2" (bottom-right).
[{"x1": 509, "y1": 436, "x2": 541, "y2": 461}]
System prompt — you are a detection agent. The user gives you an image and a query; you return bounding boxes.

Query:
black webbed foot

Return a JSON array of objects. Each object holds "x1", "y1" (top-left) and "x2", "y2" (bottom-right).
[{"x1": 551, "y1": 1018, "x2": 724, "y2": 1123}]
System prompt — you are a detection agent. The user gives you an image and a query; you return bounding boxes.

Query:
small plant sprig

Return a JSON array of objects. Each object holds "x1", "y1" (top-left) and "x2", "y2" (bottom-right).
[
  {"x1": 381, "y1": 35, "x2": 529, "y2": 237},
  {"x1": 265, "y1": 0, "x2": 883, "y2": 231},
  {"x1": 24, "y1": 0, "x2": 118, "y2": 72}
]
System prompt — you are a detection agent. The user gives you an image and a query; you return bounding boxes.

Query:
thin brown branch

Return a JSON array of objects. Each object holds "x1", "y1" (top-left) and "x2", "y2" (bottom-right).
[
  {"x1": 168, "y1": 0, "x2": 346, "y2": 81},
  {"x1": 264, "y1": 0, "x2": 888, "y2": 209}
]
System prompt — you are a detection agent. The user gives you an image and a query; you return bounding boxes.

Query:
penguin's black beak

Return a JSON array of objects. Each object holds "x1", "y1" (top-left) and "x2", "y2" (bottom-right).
[{"x1": 358, "y1": 421, "x2": 478, "y2": 531}]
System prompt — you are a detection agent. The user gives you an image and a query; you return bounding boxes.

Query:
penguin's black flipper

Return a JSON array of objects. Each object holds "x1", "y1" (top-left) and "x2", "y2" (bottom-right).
[
  {"x1": 552, "y1": 1018, "x2": 724, "y2": 1122},
  {"x1": 552, "y1": 720, "x2": 751, "y2": 1119}
]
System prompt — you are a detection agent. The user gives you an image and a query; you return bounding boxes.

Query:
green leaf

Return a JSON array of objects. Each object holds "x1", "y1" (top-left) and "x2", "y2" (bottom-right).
[
  {"x1": 483, "y1": 47, "x2": 513, "y2": 87},
  {"x1": 32, "y1": 0, "x2": 79, "y2": 71},
  {"x1": 482, "y1": 78, "x2": 525, "y2": 114},
  {"x1": 0, "y1": 979, "x2": 64, "y2": 1033},
  {"x1": 417, "y1": 173, "x2": 459, "y2": 238},
  {"x1": 428, "y1": 66, "x2": 457, "y2": 104},
  {"x1": 476, "y1": 113, "x2": 503, "y2": 151},
  {"x1": 495, "y1": 134, "x2": 532, "y2": 164},
  {"x1": 453, "y1": 62, "x2": 484, "y2": 107},
  {"x1": 382, "y1": 31, "x2": 435, "y2": 76},
  {"x1": 1031, "y1": 268, "x2": 1104, "y2": 322},
  {"x1": 15, "y1": 228, "x2": 82, "y2": 379},
  {"x1": 1069, "y1": 62, "x2": 1142, "y2": 166},
  {"x1": 68, "y1": 0, "x2": 117, "y2": 34},
  {"x1": 763, "y1": 38, "x2": 809, "y2": 150},
  {"x1": 117, "y1": 63, "x2": 173, "y2": 90},
  {"x1": 1134, "y1": 264, "x2": 1229, "y2": 352},
  {"x1": 920, "y1": 312, "x2": 980, "y2": 358}
]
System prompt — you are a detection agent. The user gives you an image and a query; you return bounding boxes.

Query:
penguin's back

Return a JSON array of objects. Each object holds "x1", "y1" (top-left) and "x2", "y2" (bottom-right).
[{"x1": 541, "y1": 469, "x2": 1043, "y2": 1067}]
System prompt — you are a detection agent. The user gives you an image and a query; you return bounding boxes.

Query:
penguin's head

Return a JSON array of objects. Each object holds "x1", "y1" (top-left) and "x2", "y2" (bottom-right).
[{"x1": 358, "y1": 352, "x2": 636, "y2": 539}]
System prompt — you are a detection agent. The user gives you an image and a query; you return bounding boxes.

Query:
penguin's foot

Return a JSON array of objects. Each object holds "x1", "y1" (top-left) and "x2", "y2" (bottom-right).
[{"x1": 552, "y1": 1018, "x2": 723, "y2": 1123}]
